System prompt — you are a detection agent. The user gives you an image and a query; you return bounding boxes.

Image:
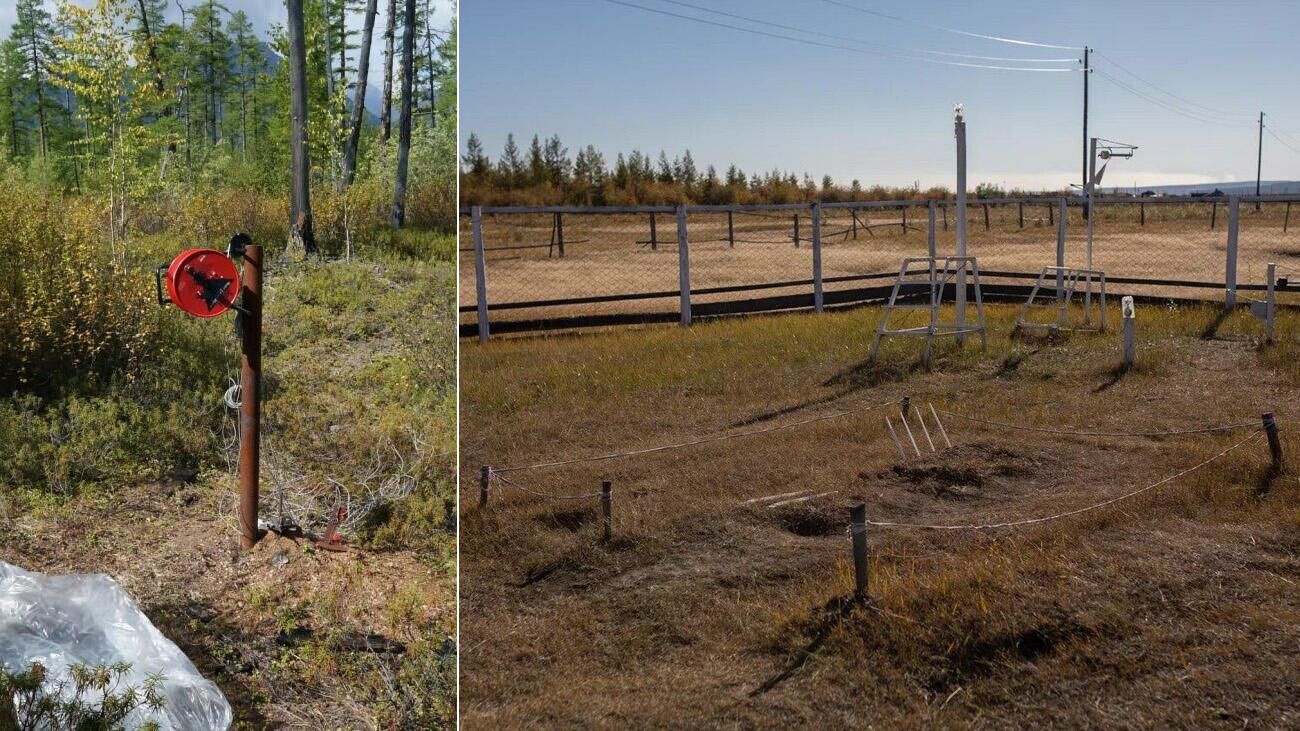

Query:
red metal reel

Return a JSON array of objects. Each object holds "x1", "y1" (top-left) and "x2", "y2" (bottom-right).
[{"x1": 165, "y1": 248, "x2": 241, "y2": 318}]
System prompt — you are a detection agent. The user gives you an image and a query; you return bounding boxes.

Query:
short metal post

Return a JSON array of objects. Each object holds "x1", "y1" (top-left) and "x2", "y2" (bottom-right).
[
  {"x1": 901, "y1": 206, "x2": 908, "y2": 234},
  {"x1": 677, "y1": 205, "x2": 691, "y2": 326},
  {"x1": 600, "y1": 480, "x2": 612, "y2": 543},
  {"x1": 1285, "y1": 202, "x2": 1291, "y2": 233},
  {"x1": 942, "y1": 202, "x2": 949, "y2": 231},
  {"x1": 849, "y1": 503, "x2": 869, "y2": 598},
  {"x1": 239, "y1": 244, "x2": 264, "y2": 550},
  {"x1": 727, "y1": 210, "x2": 734, "y2": 247},
  {"x1": 1018, "y1": 202, "x2": 1024, "y2": 228},
  {"x1": 1226, "y1": 197, "x2": 1240, "y2": 308},
  {"x1": 793, "y1": 214, "x2": 800, "y2": 248},
  {"x1": 851, "y1": 209, "x2": 858, "y2": 239},
  {"x1": 1262, "y1": 413, "x2": 1282, "y2": 470},
  {"x1": 927, "y1": 201, "x2": 937, "y2": 259},
  {"x1": 649, "y1": 212, "x2": 658, "y2": 251},
  {"x1": 811, "y1": 203, "x2": 824, "y2": 313},
  {"x1": 479, "y1": 465, "x2": 490, "y2": 507},
  {"x1": 983, "y1": 203, "x2": 990, "y2": 231},
  {"x1": 1140, "y1": 202, "x2": 1145, "y2": 226},
  {"x1": 555, "y1": 212, "x2": 565, "y2": 257},
  {"x1": 472, "y1": 206, "x2": 490, "y2": 341},
  {"x1": 1048, "y1": 202, "x2": 1054, "y2": 226},
  {"x1": 1211, "y1": 201, "x2": 1218, "y2": 230},
  {"x1": 1122, "y1": 296, "x2": 1136, "y2": 370}
]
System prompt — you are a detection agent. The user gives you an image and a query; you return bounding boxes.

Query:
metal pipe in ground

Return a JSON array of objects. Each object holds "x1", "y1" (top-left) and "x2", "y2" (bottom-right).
[
  {"x1": 239, "y1": 244, "x2": 264, "y2": 550},
  {"x1": 849, "y1": 503, "x2": 869, "y2": 598}
]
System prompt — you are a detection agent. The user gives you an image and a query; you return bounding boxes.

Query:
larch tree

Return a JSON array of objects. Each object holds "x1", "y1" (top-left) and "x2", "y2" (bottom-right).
[
  {"x1": 390, "y1": 0, "x2": 414, "y2": 228},
  {"x1": 12, "y1": 0, "x2": 57, "y2": 162},
  {"x1": 286, "y1": 0, "x2": 316, "y2": 254},
  {"x1": 341, "y1": 0, "x2": 377, "y2": 185},
  {"x1": 378, "y1": 0, "x2": 394, "y2": 142}
]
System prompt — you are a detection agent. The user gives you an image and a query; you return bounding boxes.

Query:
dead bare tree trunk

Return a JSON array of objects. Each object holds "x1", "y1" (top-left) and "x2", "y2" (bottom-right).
[
  {"x1": 287, "y1": 0, "x2": 316, "y2": 255},
  {"x1": 379, "y1": 0, "x2": 395, "y2": 142},
  {"x1": 342, "y1": 0, "x2": 378, "y2": 186},
  {"x1": 390, "y1": 0, "x2": 415, "y2": 229}
]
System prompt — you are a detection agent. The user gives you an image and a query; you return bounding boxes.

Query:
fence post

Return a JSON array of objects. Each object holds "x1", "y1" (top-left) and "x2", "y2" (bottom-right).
[
  {"x1": 851, "y1": 208, "x2": 858, "y2": 239},
  {"x1": 1140, "y1": 201, "x2": 1145, "y2": 226},
  {"x1": 849, "y1": 503, "x2": 869, "y2": 598},
  {"x1": 1225, "y1": 197, "x2": 1239, "y2": 308},
  {"x1": 677, "y1": 205, "x2": 691, "y2": 327},
  {"x1": 1266, "y1": 262, "x2": 1276, "y2": 343},
  {"x1": 727, "y1": 209, "x2": 734, "y2": 247},
  {"x1": 1018, "y1": 201, "x2": 1024, "y2": 228},
  {"x1": 1285, "y1": 202, "x2": 1291, "y2": 233},
  {"x1": 1048, "y1": 202, "x2": 1054, "y2": 226},
  {"x1": 479, "y1": 465, "x2": 490, "y2": 508},
  {"x1": 983, "y1": 203, "x2": 990, "y2": 231},
  {"x1": 1211, "y1": 201, "x2": 1218, "y2": 230},
  {"x1": 793, "y1": 214, "x2": 800, "y2": 248},
  {"x1": 901, "y1": 206, "x2": 908, "y2": 234},
  {"x1": 927, "y1": 200, "x2": 937, "y2": 259},
  {"x1": 649, "y1": 212, "x2": 658, "y2": 251},
  {"x1": 555, "y1": 212, "x2": 565, "y2": 257},
  {"x1": 1056, "y1": 198, "x2": 1067, "y2": 300},
  {"x1": 812, "y1": 203, "x2": 824, "y2": 313},
  {"x1": 943, "y1": 202, "x2": 949, "y2": 231},
  {"x1": 600, "y1": 480, "x2": 612, "y2": 543},
  {"x1": 472, "y1": 206, "x2": 490, "y2": 342},
  {"x1": 1262, "y1": 412, "x2": 1282, "y2": 470}
]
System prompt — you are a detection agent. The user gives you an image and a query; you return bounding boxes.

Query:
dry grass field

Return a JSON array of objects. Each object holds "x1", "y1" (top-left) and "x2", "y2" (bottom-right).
[
  {"x1": 460, "y1": 202, "x2": 1300, "y2": 324},
  {"x1": 460, "y1": 302, "x2": 1300, "y2": 728}
]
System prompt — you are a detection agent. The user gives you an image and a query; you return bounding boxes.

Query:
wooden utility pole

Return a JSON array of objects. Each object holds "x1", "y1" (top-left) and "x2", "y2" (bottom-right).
[
  {"x1": 391, "y1": 0, "x2": 416, "y2": 228},
  {"x1": 1256, "y1": 111, "x2": 1265, "y2": 210}
]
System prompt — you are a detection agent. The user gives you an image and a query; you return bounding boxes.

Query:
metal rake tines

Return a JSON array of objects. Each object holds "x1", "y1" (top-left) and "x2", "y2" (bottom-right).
[{"x1": 886, "y1": 402, "x2": 953, "y2": 460}]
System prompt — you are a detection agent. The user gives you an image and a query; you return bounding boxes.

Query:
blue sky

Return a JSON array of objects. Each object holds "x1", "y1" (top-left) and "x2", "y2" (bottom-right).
[{"x1": 462, "y1": 0, "x2": 1300, "y2": 191}]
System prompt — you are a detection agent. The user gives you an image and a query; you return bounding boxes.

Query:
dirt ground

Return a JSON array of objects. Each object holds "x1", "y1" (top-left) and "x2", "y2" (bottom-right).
[
  {"x1": 459, "y1": 303, "x2": 1300, "y2": 728},
  {"x1": 0, "y1": 478, "x2": 456, "y2": 728}
]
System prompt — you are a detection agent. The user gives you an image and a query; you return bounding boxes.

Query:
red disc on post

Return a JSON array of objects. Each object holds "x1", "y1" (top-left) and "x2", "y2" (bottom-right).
[{"x1": 165, "y1": 248, "x2": 241, "y2": 318}]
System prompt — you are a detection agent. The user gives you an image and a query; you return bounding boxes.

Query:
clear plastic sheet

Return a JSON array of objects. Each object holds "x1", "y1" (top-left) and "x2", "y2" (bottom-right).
[{"x1": 0, "y1": 561, "x2": 232, "y2": 730}]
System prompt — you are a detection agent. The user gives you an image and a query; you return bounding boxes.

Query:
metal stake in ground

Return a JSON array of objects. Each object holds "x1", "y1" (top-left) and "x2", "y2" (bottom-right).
[
  {"x1": 849, "y1": 503, "x2": 869, "y2": 598},
  {"x1": 239, "y1": 244, "x2": 264, "y2": 550},
  {"x1": 601, "y1": 480, "x2": 612, "y2": 543},
  {"x1": 1262, "y1": 413, "x2": 1282, "y2": 470},
  {"x1": 480, "y1": 465, "x2": 490, "y2": 507}
]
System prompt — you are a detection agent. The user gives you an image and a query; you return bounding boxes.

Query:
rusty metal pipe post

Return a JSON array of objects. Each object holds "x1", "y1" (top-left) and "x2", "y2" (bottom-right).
[{"x1": 239, "y1": 245, "x2": 264, "y2": 549}]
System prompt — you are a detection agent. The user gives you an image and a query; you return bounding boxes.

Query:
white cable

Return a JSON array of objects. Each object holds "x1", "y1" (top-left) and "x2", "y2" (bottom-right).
[
  {"x1": 493, "y1": 398, "x2": 899, "y2": 473},
  {"x1": 937, "y1": 409, "x2": 1255, "y2": 437}
]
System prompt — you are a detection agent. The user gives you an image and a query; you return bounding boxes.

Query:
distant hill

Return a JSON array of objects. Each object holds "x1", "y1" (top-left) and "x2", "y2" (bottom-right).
[{"x1": 1099, "y1": 180, "x2": 1300, "y2": 196}]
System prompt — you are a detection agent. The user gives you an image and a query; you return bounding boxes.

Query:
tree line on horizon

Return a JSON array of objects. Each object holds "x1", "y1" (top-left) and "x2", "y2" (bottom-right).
[{"x1": 461, "y1": 131, "x2": 1059, "y2": 207}]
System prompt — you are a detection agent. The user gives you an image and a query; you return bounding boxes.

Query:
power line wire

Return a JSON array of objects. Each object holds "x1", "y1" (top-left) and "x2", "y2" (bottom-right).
[
  {"x1": 598, "y1": 0, "x2": 1079, "y2": 72},
  {"x1": 1092, "y1": 50, "x2": 1253, "y2": 122},
  {"x1": 1265, "y1": 128, "x2": 1300, "y2": 156},
  {"x1": 818, "y1": 0, "x2": 1082, "y2": 51},
  {"x1": 1095, "y1": 69, "x2": 1253, "y2": 128},
  {"x1": 656, "y1": 0, "x2": 1077, "y2": 64}
]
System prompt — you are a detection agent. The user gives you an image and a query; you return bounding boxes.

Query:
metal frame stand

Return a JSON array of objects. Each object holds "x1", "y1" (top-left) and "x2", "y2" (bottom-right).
[
  {"x1": 1248, "y1": 262, "x2": 1277, "y2": 344},
  {"x1": 1014, "y1": 265, "x2": 1108, "y2": 334},
  {"x1": 870, "y1": 256, "x2": 987, "y2": 364}
]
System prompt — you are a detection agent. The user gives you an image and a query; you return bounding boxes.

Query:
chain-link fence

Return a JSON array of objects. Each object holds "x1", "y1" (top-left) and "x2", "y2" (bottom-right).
[{"x1": 460, "y1": 195, "x2": 1300, "y2": 337}]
